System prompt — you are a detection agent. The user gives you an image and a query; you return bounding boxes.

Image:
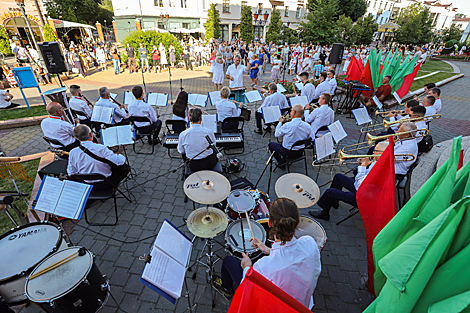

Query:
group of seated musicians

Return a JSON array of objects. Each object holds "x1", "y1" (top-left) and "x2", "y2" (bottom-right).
[
  {"x1": 254, "y1": 83, "x2": 289, "y2": 134},
  {"x1": 41, "y1": 102, "x2": 80, "y2": 152},
  {"x1": 214, "y1": 197, "x2": 321, "y2": 310},
  {"x1": 361, "y1": 75, "x2": 392, "y2": 114}
]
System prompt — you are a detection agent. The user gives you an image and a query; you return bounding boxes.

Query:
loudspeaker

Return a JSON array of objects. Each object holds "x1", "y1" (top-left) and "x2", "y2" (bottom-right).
[
  {"x1": 38, "y1": 41, "x2": 67, "y2": 74},
  {"x1": 328, "y1": 43, "x2": 345, "y2": 64}
]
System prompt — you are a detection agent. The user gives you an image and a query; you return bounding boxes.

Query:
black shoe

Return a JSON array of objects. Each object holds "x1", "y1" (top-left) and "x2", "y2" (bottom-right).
[
  {"x1": 309, "y1": 210, "x2": 330, "y2": 221},
  {"x1": 212, "y1": 275, "x2": 234, "y2": 298},
  {"x1": 148, "y1": 138, "x2": 160, "y2": 145},
  {"x1": 254, "y1": 129, "x2": 262, "y2": 134},
  {"x1": 276, "y1": 162, "x2": 286, "y2": 170}
]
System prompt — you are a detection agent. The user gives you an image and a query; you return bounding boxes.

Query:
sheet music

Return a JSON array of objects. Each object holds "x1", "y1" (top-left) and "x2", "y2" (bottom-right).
[
  {"x1": 147, "y1": 93, "x2": 168, "y2": 106},
  {"x1": 124, "y1": 91, "x2": 136, "y2": 105},
  {"x1": 155, "y1": 220, "x2": 192, "y2": 267},
  {"x1": 372, "y1": 96, "x2": 383, "y2": 109},
  {"x1": 352, "y1": 107, "x2": 372, "y2": 125},
  {"x1": 208, "y1": 91, "x2": 221, "y2": 106},
  {"x1": 262, "y1": 106, "x2": 281, "y2": 124},
  {"x1": 91, "y1": 106, "x2": 114, "y2": 123},
  {"x1": 315, "y1": 132, "x2": 335, "y2": 161},
  {"x1": 244, "y1": 90, "x2": 263, "y2": 103},
  {"x1": 202, "y1": 115, "x2": 218, "y2": 133},
  {"x1": 97, "y1": 93, "x2": 117, "y2": 102},
  {"x1": 117, "y1": 125, "x2": 135, "y2": 145},
  {"x1": 393, "y1": 92, "x2": 402, "y2": 104},
  {"x1": 276, "y1": 84, "x2": 287, "y2": 93},
  {"x1": 34, "y1": 176, "x2": 63, "y2": 212},
  {"x1": 54, "y1": 180, "x2": 90, "y2": 219},
  {"x1": 295, "y1": 82, "x2": 303, "y2": 91},
  {"x1": 289, "y1": 96, "x2": 309, "y2": 107},
  {"x1": 188, "y1": 94, "x2": 208, "y2": 107},
  {"x1": 328, "y1": 120, "x2": 347, "y2": 143}
]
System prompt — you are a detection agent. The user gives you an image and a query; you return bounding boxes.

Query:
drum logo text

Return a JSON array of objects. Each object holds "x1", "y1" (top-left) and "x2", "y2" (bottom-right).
[
  {"x1": 302, "y1": 191, "x2": 316, "y2": 201},
  {"x1": 11, "y1": 228, "x2": 47, "y2": 240},
  {"x1": 186, "y1": 183, "x2": 199, "y2": 189}
]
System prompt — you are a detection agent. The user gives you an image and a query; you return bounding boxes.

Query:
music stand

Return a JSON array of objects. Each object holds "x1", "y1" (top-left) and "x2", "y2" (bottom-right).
[
  {"x1": 0, "y1": 157, "x2": 34, "y2": 213},
  {"x1": 11, "y1": 67, "x2": 47, "y2": 109}
]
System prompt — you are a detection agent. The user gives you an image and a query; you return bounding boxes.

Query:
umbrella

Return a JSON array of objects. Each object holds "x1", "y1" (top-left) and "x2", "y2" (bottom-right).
[{"x1": 171, "y1": 28, "x2": 191, "y2": 34}]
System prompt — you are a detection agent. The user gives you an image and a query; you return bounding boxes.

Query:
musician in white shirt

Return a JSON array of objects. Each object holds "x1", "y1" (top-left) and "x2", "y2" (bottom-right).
[
  {"x1": 216, "y1": 86, "x2": 242, "y2": 130},
  {"x1": 394, "y1": 122, "x2": 419, "y2": 177},
  {"x1": 294, "y1": 72, "x2": 315, "y2": 103},
  {"x1": 269, "y1": 105, "x2": 311, "y2": 169},
  {"x1": 128, "y1": 85, "x2": 162, "y2": 145},
  {"x1": 310, "y1": 141, "x2": 389, "y2": 221},
  {"x1": 409, "y1": 106, "x2": 428, "y2": 143},
  {"x1": 177, "y1": 107, "x2": 218, "y2": 172},
  {"x1": 69, "y1": 84, "x2": 92, "y2": 124},
  {"x1": 305, "y1": 93, "x2": 334, "y2": 138},
  {"x1": 215, "y1": 198, "x2": 321, "y2": 310},
  {"x1": 313, "y1": 72, "x2": 330, "y2": 100},
  {"x1": 255, "y1": 83, "x2": 289, "y2": 134},
  {"x1": 225, "y1": 55, "x2": 247, "y2": 89},
  {"x1": 95, "y1": 87, "x2": 129, "y2": 125},
  {"x1": 430, "y1": 87, "x2": 442, "y2": 113},
  {"x1": 422, "y1": 95, "x2": 436, "y2": 116},
  {"x1": 41, "y1": 102, "x2": 80, "y2": 151},
  {"x1": 327, "y1": 70, "x2": 337, "y2": 94},
  {"x1": 67, "y1": 125, "x2": 128, "y2": 188}
]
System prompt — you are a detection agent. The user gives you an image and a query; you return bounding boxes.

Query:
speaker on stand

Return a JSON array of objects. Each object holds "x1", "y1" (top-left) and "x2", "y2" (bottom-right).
[
  {"x1": 38, "y1": 41, "x2": 67, "y2": 87},
  {"x1": 328, "y1": 43, "x2": 345, "y2": 73}
]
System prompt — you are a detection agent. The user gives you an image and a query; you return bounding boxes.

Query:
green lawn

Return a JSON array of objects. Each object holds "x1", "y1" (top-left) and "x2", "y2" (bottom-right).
[
  {"x1": 0, "y1": 159, "x2": 40, "y2": 234},
  {"x1": 0, "y1": 105, "x2": 47, "y2": 121},
  {"x1": 410, "y1": 72, "x2": 457, "y2": 92},
  {"x1": 418, "y1": 60, "x2": 453, "y2": 74}
]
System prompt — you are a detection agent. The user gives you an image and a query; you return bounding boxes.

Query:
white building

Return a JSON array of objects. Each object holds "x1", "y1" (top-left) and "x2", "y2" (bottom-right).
[
  {"x1": 111, "y1": 0, "x2": 306, "y2": 42},
  {"x1": 453, "y1": 16, "x2": 470, "y2": 32}
]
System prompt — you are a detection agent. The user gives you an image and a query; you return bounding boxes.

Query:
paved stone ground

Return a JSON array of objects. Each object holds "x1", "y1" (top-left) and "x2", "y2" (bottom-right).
[{"x1": 2, "y1": 61, "x2": 468, "y2": 313}]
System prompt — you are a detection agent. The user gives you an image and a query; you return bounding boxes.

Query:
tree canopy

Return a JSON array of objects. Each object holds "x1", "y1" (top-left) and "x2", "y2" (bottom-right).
[
  {"x1": 308, "y1": 0, "x2": 366, "y2": 21},
  {"x1": 300, "y1": 0, "x2": 339, "y2": 45},
  {"x1": 0, "y1": 26, "x2": 12, "y2": 56},
  {"x1": 394, "y1": 3, "x2": 433, "y2": 45},
  {"x1": 350, "y1": 14, "x2": 378, "y2": 46},
  {"x1": 266, "y1": 9, "x2": 282, "y2": 44},
  {"x1": 205, "y1": 4, "x2": 221, "y2": 40},
  {"x1": 240, "y1": 5, "x2": 254, "y2": 42},
  {"x1": 43, "y1": 23, "x2": 59, "y2": 42},
  {"x1": 44, "y1": 0, "x2": 113, "y2": 24}
]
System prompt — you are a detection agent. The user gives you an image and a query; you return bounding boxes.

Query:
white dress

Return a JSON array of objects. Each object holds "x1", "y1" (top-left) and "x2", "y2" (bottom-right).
[
  {"x1": 211, "y1": 60, "x2": 224, "y2": 84},
  {"x1": 159, "y1": 47, "x2": 168, "y2": 65}
]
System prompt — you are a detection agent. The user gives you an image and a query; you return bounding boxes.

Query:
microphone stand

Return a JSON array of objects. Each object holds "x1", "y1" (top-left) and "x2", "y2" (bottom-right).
[{"x1": 168, "y1": 65, "x2": 173, "y2": 105}]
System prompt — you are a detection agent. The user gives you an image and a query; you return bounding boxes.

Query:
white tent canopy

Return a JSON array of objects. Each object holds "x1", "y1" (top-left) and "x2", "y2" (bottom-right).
[
  {"x1": 170, "y1": 28, "x2": 190, "y2": 33},
  {"x1": 142, "y1": 26, "x2": 169, "y2": 33},
  {"x1": 51, "y1": 19, "x2": 96, "y2": 29},
  {"x1": 191, "y1": 27, "x2": 206, "y2": 33}
]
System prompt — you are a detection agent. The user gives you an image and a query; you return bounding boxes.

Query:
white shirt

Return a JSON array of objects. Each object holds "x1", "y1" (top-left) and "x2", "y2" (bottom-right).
[
  {"x1": 41, "y1": 116, "x2": 76, "y2": 148},
  {"x1": 394, "y1": 138, "x2": 418, "y2": 175},
  {"x1": 257, "y1": 92, "x2": 289, "y2": 113},
  {"x1": 67, "y1": 141, "x2": 125, "y2": 179},
  {"x1": 300, "y1": 82, "x2": 315, "y2": 103},
  {"x1": 275, "y1": 118, "x2": 311, "y2": 150},
  {"x1": 355, "y1": 162, "x2": 375, "y2": 190},
  {"x1": 69, "y1": 96, "x2": 92, "y2": 120},
  {"x1": 95, "y1": 98, "x2": 127, "y2": 123},
  {"x1": 253, "y1": 236, "x2": 321, "y2": 309},
  {"x1": 128, "y1": 99, "x2": 158, "y2": 127},
  {"x1": 216, "y1": 99, "x2": 240, "y2": 122},
  {"x1": 434, "y1": 98, "x2": 442, "y2": 113},
  {"x1": 424, "y1": 105, "x2": 436, "y2": 116},
  {"x1": 305, "y1": 105, "x2": 334, "y2": 138},
  {"x1": 0, "y1": 90, "x2": 11, "y2": 108},
  {"x1": 327, "y1": 77, "x2": 337, "y2": 94},
  {"x1": 313, "y1": 81, "x2": 330, "y2": 100},
  {"x1": 177, "y1": 124, "x2": 216, "y2": 159},
  {"x1": 226, "y1": 64, "x2": 245, "y2": 89},
  {"x1": 272, "y1": 59, "x2": 282, "y2": 70},
  {"x1": 390, "y1": 114, "x2": 409, "y2": 132}
]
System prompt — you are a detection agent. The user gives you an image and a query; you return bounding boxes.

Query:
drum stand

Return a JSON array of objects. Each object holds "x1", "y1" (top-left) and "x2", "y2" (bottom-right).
[{"x1": 255, "y1": 151, "x2": 275, "y2": 195}]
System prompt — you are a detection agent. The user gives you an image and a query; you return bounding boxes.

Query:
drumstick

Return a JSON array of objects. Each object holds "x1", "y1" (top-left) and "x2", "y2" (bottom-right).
[
  {"x1": 29, "y1": 252, "x2": 79, "y2": 280},
  {"x1": 236, "y1": 203, "x2": 254, "y2": 239}
]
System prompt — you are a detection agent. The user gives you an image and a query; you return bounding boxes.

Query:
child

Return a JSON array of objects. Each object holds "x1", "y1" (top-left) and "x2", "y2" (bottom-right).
[{"x1": 289, "y1": 53, "x2": 297, "y2": 76}]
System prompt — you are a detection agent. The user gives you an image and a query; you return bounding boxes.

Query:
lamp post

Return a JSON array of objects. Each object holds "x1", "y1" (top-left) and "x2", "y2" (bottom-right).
[
  {"x1": 15, "y1": 0, "x2": 39, "y2": 50},
  {"x1": 160, "y1": 12, "x2": 169, "y2": 30},
  {"x1": 253, "y1": 10, "x2": 269, "y2": 40}
]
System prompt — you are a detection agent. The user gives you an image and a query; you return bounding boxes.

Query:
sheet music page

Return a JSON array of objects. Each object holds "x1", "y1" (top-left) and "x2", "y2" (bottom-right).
[
  {"x1": 208, "y1": 91, "x2": 221, "y2": 106},
  {"x1": 141, "y1": 247, "x2": 185, "y2": 299},
  {"x1": 276, "y1": 84, "x2": 287, "y2": 93},
  {"x1": 90, "y1": 106, "x2": 102, "y2": 122},
  {"x1": 156, "y1": 94, "x2": 168, "y2": 107},
  {"x1": 99, "y1": 106, "x2": 114, "y2": 124},
  {"x1": 294, "y1": 96, "x2": 309, "y2": 106},
  {"x1": 147, "y1": 93, "x2": 158, "y2": 106},
  {"x1": 34, "y1": 176, "x2": 62, "y2": 213},
  {"x1": 124, "y1": 91, "x2": 136, "y2": 105},
  {"x1": 262, "y1": 106, "x2": 281, "y2": 124},
  {"x1": 295, "y1": 82, "x2": 303, "y2": 91},
  {"x1": 196, "y1": 95, "x2": 208, "y2": 107},
  {"x1": 328, "y1": 120, "x2": 347, "y2": 143},
  {"x1": 352, "y1": 107, "x2": 372, "y2": 125},
  {"x1": 244, "y1": 90, "x2": 263, "y2": 103},
  {"x1": 289, "y1": 97, "x2": 299, "y2": 106},
  {"x1": 202, "y1": 115, "x2": 218, "y2": 133},
  {"x1": 393, "y1": 92, "x2": 402, "y2": 104},
  {"x1": 155, "y1": 220, "x2": 192, "y2": 267},
  {"x1": 188, "y1": 94, "x2": 198, "y2": 105},
  {"x1": 101, "y1": 127, "x2": 119, "y2": 147},
  {"x1": 372, "y1": 96, "x2": 383, "y2": 109},
  {"x1": 117, "y1": 125, "x2": 134, "y2": 145},
  {"x1": 54, "y1": 180, "x2": 90, "y2": 219},
  {"x1": 315, "y1": 132, "x2": 335, "y2": 161}
]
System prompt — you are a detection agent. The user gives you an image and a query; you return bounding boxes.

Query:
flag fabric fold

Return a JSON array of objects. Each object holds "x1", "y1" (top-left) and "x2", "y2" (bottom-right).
[
  {"x1": 346, "y1": 55, "x2": 363, "y2": 82},
  {"x1": 390, "y1": 54, "x2": 419, "y2": 92},
  {"x1": 361, "y1": 60, "x2": 374, "y2": 98},
  {"x1": 395, "y1": 62, "x2": 422, "y2": 99}
]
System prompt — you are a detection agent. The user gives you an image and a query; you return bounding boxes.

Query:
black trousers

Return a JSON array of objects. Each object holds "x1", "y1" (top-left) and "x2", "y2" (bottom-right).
[
  {"x1": 268, "y1": 142, "x2": 303, "y2": 164},
  {"x1": 91, "y1": 165, "x2": 130, "y2": 191},
  {"x1": 136, "y1": 120, "x2": 162, "y2": 141},
  {"x1": 189, "y1": 152, "x2": 218, "y2": 172},
  {"x1": 317, "y1": 173, "x2": 357, "y2": 214},
  {"x1": 255, "y1": 111, "x2": 264, "y2": 130}
]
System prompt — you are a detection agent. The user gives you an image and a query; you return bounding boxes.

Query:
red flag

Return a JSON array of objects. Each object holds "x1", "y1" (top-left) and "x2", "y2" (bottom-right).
[
  {"x1": 356, "y1": 136, "x2": 396, "y2": 295},
  {"x1": 458, "y1": 149, "x2": 464, "y2": 171},
  {"x1": 228, "y1": 268, "x2": 311, "y2": 313},
  {"x1": 357, "y1": 57, "x2": 365, "y2": 71},
  {"x1": 395, "y1": 62, "x2": 422, "y2": 99},
  {"x1": 360, "y1": 60, "x2": 374, "y2": 98},
  {"x1": 346, "y1": 55, "x2": 363, "y2": 81}
]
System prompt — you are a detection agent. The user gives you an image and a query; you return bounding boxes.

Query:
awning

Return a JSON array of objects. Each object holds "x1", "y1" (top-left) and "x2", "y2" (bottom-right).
[
  {"x1": 190, "y1": 27, "x2": 206, "y2": 33},
  {"x1": 170, "y1": 28, "x2": 191, "y2": 33},
  {"x1": 52, "y1": 19, "x2": 95, "y2": 29},
  {"x1": 142, "y1": 26, "x2": 169, "y2": 33}
]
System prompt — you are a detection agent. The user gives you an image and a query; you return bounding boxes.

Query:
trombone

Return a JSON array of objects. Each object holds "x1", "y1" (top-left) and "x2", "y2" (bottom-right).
[
  {"x1": 360, "y1": 114, "x2": 441, "y2": 133},
  {"x1": 375, "y1": 109, "x2": 405, "y2": 116},
  {"x1": 341, "y1": 129, "x2": 430, "y2": 153},
  {"x1": 312, "y1": 150, "x2": 416, "y2": 166}
]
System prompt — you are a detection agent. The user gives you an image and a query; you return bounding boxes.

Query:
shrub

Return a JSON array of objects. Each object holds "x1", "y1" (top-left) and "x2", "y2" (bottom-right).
[
  {"x1": 43, "y1": 23, "x2": 59, "y2": 42},
  {"x1": 0, "y1": 26, "x2": 12, "y2": 56}
]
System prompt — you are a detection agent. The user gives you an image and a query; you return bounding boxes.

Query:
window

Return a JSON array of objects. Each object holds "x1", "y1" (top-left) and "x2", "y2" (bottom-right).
[
  {"x1": 155, "y1": 0, "x2": 163, "y2": 7},
  {"x1": 296, "y1": 6, "x2": 302, "y2": 18},
  {"x1": 223, "y1": 0, "x2": 230, "y2": 13},
  {"x1": 285, "y1": 6, "x2": 289, "y2": 17},
  {"x1": 158, "y1": 22, "x2": 165, "y2": 29},
  {"x1": 182, "y1": 22, "x2": 190, "y2": 29},
  {"x1": 258, "y1": 3, "x2": 263, "y2": 13},
  {"x1": 181, "y1": 0, "x2": 186, "y2": 8},
  {"x1": 241, "y1": 1, "x2": 247, "y2": 13}
]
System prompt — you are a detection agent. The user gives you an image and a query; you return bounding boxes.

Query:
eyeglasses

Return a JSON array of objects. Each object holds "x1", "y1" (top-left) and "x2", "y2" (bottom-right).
[{"x1": 373, "y1": 149, "x2": 383, "y2": 153}]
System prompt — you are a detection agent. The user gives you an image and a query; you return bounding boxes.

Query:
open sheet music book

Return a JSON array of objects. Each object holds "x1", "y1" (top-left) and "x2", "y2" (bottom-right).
[
  {"x1": 294, "y1": 82, "x2": 304, "y2": 91},
  {"x1": 289, "y1": 95, "x2": 309, "y2": 107},
  {"x1": 372, "y1": 96, "x2": 383, "y2": 109},
  {"x1": 315, "y1": 132, "x2": 335, "y2": 161},
  {"x1": 97, "y1": 93, "x2": 117, "y2": 102},
  {"x1": 124, "y1": 91, "x2": 136, "y2": 105},
  {"x1": 276, "y1": 84, "x2": 287, "y2": 93},
  {"x1": 91, "y1": 106, "x2": 115, "y2": 124},
  {"x1": 352, "y1": 107, "x2": 372, "y2": 125},
  {"x1": 262, "y1": 105, "x2": 281, "y2": 124},
  {"x1": 188, "y1": 94, "x2": 208, "y2": 107},
  {"x1": 100, "y1": 125, "x2": 135, "y2": 147},
  {"x1": 32, "y1": 176, "x2": 92, "y2": 220},
  {"x1": 140, "y1": 219, "x2": 192, "y2": 304},
  {"x1": 208, "y1": 91, "x2": 222, "y2": 106},
  {"x1": 201, "y1": 115, "x2": 218, "y2": 133},
  {"x1": 147, "y1": 93, "x2": 169, "y2": 107},
  {"x1": 328, "y1": 120, "x2": 347, "y2": 143},
  {"x1": 393, "y1": 92, "x2": 402, "y2": 104},
  {"x1": 244, "y1": 90, "x2": 263, "y2": 103}
]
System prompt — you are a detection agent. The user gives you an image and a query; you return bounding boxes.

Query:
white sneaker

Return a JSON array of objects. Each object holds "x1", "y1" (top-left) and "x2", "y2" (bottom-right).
[{"x1": 78, "y1": 74, "x2": 84, "y2": 78}]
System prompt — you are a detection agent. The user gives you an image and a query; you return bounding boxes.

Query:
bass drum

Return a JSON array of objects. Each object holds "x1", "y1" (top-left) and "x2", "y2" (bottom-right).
[
  {"x1": 0, "y1": 221, "x2": 68, "y2": 305},
  {"x1": 26, "y1": 247, "x2": 109, "y2": 313},
  {"x1": 295, "y1": 216, "x2": 327, "y2": 251}
]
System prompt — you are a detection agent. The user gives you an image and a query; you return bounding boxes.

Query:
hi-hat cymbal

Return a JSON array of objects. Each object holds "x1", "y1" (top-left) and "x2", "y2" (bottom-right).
[
  {"x1": 184, "y1": 171, "x2": 231, "y2": 204},
  {"x1": 275, "y1": 173, "x2": 320, "y2": 208},
  {"x1": 187, "y1": 207, "x2": 228, "y2": 238}
]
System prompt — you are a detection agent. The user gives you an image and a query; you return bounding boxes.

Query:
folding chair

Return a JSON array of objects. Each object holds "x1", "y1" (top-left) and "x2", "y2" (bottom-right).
[
  {"x1": 273, "y1": 138, "x2": 312, "y2": 175},
  {"x1": 129, "y1": 116, "x2": 160, "y2": 155}
]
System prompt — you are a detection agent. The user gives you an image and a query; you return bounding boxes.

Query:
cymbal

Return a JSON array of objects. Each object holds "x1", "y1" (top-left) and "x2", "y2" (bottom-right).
[
  {"x1": 275, "y1": 173, "x2": 320, "y2": 208},
  {"x1": 187, "y1": 207, "x2": 228, "y2": 238},
  {"x1": 184, "y1": 171, "x2": 231, "y2": 204}
]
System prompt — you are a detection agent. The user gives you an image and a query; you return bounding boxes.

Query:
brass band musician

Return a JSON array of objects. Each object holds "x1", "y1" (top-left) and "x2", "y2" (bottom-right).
[{"x1": 69, "y1": 84, "x2": 92, "y2": 126}]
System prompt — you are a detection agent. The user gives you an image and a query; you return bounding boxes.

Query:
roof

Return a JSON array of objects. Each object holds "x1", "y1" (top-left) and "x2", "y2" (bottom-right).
[
  {"x1": 51, "y1": 19, "x2": 95, "y2": 29},
  {"x1": 453, "y1": 16, "x2": 470, "y2": 22}
]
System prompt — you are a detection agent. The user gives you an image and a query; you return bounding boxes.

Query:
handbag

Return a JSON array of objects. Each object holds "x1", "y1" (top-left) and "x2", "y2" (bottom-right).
[{"x1": 418, "y1": 134, "x2": 433, "y2": 153}]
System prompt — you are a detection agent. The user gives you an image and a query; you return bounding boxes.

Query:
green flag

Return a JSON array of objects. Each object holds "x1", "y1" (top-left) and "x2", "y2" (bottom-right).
[
  {"x1": 451, "y1": 159, "x2": 470, "y2": 203},
  {"x1": 390, "y1": 54, "x2": 418, "y2": 92},
  {"x1": 428, "y1": 291, "x2": 470, "y2": 313},
  {"x1": 379, "y1": 50, "x2": 396, "y2": 82}
]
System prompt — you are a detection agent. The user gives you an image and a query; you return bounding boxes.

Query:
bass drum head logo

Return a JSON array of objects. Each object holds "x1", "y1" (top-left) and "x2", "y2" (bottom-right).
[{"x1": 8, "y1": 235, "x2": 17, "y2": 240}]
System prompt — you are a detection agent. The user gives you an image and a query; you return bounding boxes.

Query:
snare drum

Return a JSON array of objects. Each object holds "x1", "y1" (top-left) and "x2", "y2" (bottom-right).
[
  {"x1": 249, "y1": 189, "x2": 270, "y2": 220},
  {"x1": 26, "y1": 247, "x2": 109, "y2": 313},
  {"x1": 0, "y1": 222, "x2": 68, "y2": 305},
  {"x1": 295, "y1": 216, "x2": 327, "y2": 251},
  {"x1": 225, "y1": 219, "x2": 266, "y2": 260},
  {"x1": 225, "y1": 190, "x2": 255, "y2": 220}
]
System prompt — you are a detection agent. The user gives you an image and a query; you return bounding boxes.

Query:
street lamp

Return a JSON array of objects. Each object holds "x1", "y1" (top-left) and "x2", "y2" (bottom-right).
[
  {"x1": 160, "y1": 13, "x2": 169, "y2": 29},
  {"x1": 15, "y1": 0, "x2": 39, "y2": 50},
  {"x1": 252, "y1": 10, "x2": 269, "y2": 41}
]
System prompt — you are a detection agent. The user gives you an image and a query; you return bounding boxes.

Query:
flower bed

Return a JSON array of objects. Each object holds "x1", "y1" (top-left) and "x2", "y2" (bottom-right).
[{"x1": 433, "y1": 54, "x2": 467, "y2": 60}]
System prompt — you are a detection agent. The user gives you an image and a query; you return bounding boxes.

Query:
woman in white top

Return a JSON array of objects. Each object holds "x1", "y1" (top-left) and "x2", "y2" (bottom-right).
[
  {"x1": 159, "y1": 43, "x2": 168, "y2": 69},
  {"x1": 271, "y1": 54, "x2": 282, "y2": 82},
  {"x1": 211, "y1": 51, "x2": 225, "y2": 91},
  {"x1": 95, "y1": 46, "x2": 107, "y2": 71}
]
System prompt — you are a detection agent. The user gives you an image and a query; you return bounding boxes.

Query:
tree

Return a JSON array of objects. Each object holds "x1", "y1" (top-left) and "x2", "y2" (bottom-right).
[
  {"x1": 300, "y1": 0, "x2": 339, "y2": 45},
  {"x1": 44, "y1": 0, "x2": 112, "y2": 24},
  {"x1": 0, "y1": 26, "x2": 12, "y2": 56},
  {"x1": 394, "y1": 3, "x2": 433, "y2": 45},
  {"x1": 334, "y1": 14, "x2": 353, "y2": 46},
  {"x1": 205, "y1": 4, "x2": 221, "y2": 40},
  {"x1": 441, "y1": 24, "x2": 464, "y2": 42},
  {"x1": 266, "y1": 9, "x2": 282, "y2": 44},
  {"x1": 280, "y1": 26, "x2": 298, "y2": 44},
  {"x1": 350, "y1": 14, "x2": 378, "y2": 45},
  {"x1": 309, "y1": 0, "x2": 366, "y2": 21},
  {"x1": 240, "y1": 5, "x2": 254, "y2": 42},
  {"x1": 43, "y1": 24, "x2": 59, "y2": 41}
]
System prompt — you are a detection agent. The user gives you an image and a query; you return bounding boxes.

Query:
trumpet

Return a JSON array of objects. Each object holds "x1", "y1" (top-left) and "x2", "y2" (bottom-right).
[
  {"x1": 360, "y1": 114, "x2": 441, "y2": 133},
  {"x1": 312, "y1": 150, "x2": 416, "y2": 166},
  {"x1": 305, "y1": 103, "x2": 319, "y2": 113},
  {"x1": 342, "y1": 129, "x2": 430, "y2": 153},
  {"x1": 375, "y1": 109, "x2": 405, "y2": 116}
]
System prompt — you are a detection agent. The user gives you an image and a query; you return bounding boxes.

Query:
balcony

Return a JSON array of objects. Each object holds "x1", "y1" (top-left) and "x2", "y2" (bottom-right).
[{"x1": 270, "y1": 0, "x2": 284, "y2": 6}]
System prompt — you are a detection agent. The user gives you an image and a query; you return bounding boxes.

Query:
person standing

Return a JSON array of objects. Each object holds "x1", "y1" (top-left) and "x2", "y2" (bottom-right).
[
  {"x1": 211, "y1": 52, "x2": 225, "y2": 90},
  {"x1": 110, "y1": 45, "x2": 120, "y2": 75},
  {"x1": 159, "y1": 43, "x2": 168, "y2": 70},
  {"x1": 138, "y1": 43, "x2": 150, "y2": 73},
  {"x1": 183, "y1": 45, "x2": 193, "y2": 71},
  {"x1": 248, "y1": 54, "x2": 260, "y2": 88},
  {"x1": 126, "y1": 43, "x2": 136, "y2": 74},
  {"x1": 151, "y1": 45, "x2": 160, "y2": 73},
  {"x1": 95, "y1": 46, "x2": 107, "y2": 71},
  {"x1": 169, "y1": 44, "x2": 176, "y2": 68}
]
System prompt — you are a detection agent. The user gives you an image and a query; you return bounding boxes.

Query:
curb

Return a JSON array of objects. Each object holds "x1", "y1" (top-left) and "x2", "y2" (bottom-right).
[{"x1": 0, "y1": 115, "x2": 48, "y2": 130}]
